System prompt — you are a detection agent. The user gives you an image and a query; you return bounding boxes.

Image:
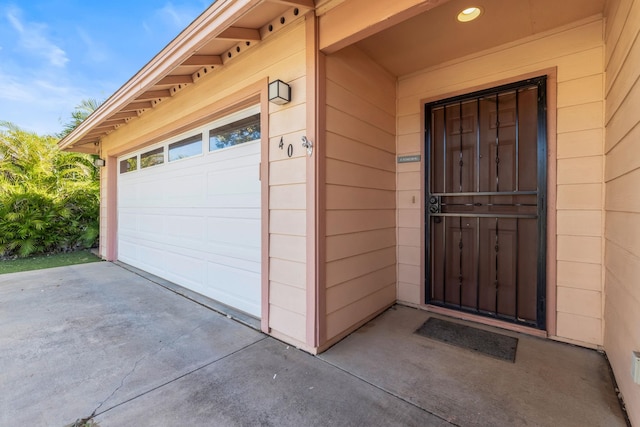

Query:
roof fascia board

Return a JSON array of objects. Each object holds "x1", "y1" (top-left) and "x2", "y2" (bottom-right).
[
  {"x1": 270, "y1": 0, "x2": 315, "y2": 7},
  {"x1": 59, "y1": 0, "x2": 263, "y2": 149}
]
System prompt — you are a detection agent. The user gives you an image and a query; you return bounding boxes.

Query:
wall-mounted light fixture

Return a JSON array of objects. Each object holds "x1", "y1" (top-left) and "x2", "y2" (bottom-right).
[
  {"x1": 268, "y1": 79, "x2": 291, "y2": 105},
  {"x1": 94, "y1": 158, "x2": 106, "y2": 167}
]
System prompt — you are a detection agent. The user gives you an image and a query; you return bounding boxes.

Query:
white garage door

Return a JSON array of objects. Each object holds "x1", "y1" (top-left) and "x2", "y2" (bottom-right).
[{"x1": 117, "y1": 108, "x2": 261, "y2": 317}]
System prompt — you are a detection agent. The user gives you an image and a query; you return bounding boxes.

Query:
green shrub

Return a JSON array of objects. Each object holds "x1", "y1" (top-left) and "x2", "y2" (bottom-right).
[
  {"x1": 0, "y1": 122, "x2": 99, "y2": 258},
  {"x1": 0, "y1": 189, "x2": 65, "y2": 257},
  {"x1": 58, "y1": 186, "x2": 100, "y2": 250}
]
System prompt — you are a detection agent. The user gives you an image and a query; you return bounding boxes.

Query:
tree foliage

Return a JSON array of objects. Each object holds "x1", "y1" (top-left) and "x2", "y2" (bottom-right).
[
  {"x1": 0, "y1": 121, "x2": 99, "y2": 258},
  {"x1": 57, "y1": 98, "x2": 102, "y2": 139}
]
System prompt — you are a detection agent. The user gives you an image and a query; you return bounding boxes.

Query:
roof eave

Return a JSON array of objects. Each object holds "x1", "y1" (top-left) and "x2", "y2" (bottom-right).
[{"x1": 58, "y1": 0, "x2": 263, "y2": 151}]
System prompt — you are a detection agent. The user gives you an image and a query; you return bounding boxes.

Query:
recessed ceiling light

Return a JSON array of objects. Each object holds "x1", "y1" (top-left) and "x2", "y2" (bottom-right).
[{"x1": 457, "y1": 6, "x2": 483, "y2": 22}]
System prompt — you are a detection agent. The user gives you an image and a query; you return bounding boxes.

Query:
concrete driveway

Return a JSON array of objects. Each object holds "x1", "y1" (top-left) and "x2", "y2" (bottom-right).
[{"x1": 0, "y1": 262, "x2": 627, "y2": 426}]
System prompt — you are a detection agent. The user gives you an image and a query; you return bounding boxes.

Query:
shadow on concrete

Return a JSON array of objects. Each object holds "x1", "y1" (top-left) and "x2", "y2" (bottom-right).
[{"x1": 0, "y1": 262, "x2": 627, "y2": 426}]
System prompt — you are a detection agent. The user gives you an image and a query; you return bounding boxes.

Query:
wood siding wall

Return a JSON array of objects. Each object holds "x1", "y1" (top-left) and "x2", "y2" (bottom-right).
[
  {"x1": 397, "y1": 18, "x2": 606, "y2": 346},
  {"x1": 99, "y1": 20, "x2": 309, "y2": 347},
  {"x1": 324, "y1": 45, "x2": 397, "y2": 342},
  {"x1": 603, "y1": 0, "x2": 640, "y2": 423}
]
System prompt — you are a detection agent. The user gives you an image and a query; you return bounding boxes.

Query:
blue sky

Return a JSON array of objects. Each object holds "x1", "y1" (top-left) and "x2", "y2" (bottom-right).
[{"x1": 0, "y1": 1, "x2": 210, "y2": 136}]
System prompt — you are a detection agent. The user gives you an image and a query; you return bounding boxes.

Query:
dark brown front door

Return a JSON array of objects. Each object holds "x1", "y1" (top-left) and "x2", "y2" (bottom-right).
[{"x1": 425, "y1": 77, "x2": 547, "y2": 330}]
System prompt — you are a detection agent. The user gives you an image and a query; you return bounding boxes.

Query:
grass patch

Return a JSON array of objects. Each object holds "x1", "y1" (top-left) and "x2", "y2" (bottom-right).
[{"x1": 0, "y1": 250, "x2": 101, "y2": 274}]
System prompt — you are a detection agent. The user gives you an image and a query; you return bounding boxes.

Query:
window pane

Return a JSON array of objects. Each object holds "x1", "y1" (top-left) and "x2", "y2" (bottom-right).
[
  {"x1": 169, "y1": 134, "x2": 202, "y2": 161},
  {"x1": 209, "y1": 113, "x2": 260, "y2": 152},
  {"x1": 141, "y1": 147, "x2": 164, "y2": 168},
  {"x1": 119, "y1": 156, "x2": 137, "y2": 174}
]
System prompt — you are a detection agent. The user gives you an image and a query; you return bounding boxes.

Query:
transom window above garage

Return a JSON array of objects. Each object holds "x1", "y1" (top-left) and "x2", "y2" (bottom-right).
[
  {"x1": 118, "y1": 105, "x2": 260, "y2": 174},
  {"x1": 119, "y1": 156, "x2": 137, "y2": 174},
  {"x1": 169, "y1": 134, "x2": 202, "y2": 162},
  {"x1": 209, "y1": 113, "x2": 260, "y2": 152},
  {"x1": 141, "y1": 147, "x2": 164, "y2": 168}
]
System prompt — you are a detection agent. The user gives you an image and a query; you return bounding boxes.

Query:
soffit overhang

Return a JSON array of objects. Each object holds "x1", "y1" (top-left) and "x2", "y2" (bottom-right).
[
  {"x1": 59, "y1": 0, "x2": 314, "y2": 153},
  {"x1": 353, "y1": 0, "x2": 606, "y2": 77}
]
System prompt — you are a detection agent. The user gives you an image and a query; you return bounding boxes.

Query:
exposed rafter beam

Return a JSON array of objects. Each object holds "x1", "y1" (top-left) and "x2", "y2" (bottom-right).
[
  {"x1": 136, "y1": 90, "x2": 172, "y2": 100},
  {"x1": 120, "y1": 101, "x2": 153, "y2": 111},
  {"x1": 77, "y1": 136, "x2": 102, "y2": 143},
  {"x1": 67, "y1": 145, "x2": 98, "y2": 154},
  {"x1": 218, "y1": 26, "x2": 261, "y2": 41},
  {"x1": 83, "y1": 135, "x2": 109, "y2": 143},
  {"x1": 268, "y1": 0, "x2": 315, "y2": 8},
  {"x1": 82, "y1": 134, "x2": 106, "y2": 141},
  {"x1": 107, "y1": 111, "x2": 139, "y2": 120},
  {"x1": 102, "y1": 118, "x2": 128, "y2": 125},
  {"x1": 156, "y1": 75, "x2": 194, "y2": 85},
  {"x1": 59, "y1": 0, "x2": 267, "y2": 152},
  {"x1": 181, "y1": 55, "x2": 224, "y2": 66},
  {"x1": 93, "y1": 125, "x2": 118, "y2": 132}
]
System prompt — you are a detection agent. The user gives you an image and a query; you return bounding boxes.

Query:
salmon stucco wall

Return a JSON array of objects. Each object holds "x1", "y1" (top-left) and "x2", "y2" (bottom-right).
[
  {"x1": 603, "y1": 0, "x2": 640, "y2": 423},
  {"x1": 323, "y1": 44, "x2": 397, "y2": 344},
  {"x1": 396, "y1": 17, "x2": 606, "y2": 347},
  {"x1": 98, "y1": 18, "x2": 310, "y2": 349}
]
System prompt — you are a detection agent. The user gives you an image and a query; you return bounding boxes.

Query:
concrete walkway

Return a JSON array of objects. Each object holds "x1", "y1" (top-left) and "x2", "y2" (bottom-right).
[{"x1": 0, "y1": 262, "x2": 627, "y2": 426}]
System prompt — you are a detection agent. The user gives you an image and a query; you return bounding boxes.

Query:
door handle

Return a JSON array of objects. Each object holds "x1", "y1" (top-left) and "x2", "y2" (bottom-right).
[{"x1": 428, "y1": 196, "x2": 440, "y2": 214}]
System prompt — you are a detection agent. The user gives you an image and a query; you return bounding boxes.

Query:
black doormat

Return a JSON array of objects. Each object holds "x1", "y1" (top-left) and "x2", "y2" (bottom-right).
[{"x1": 415, "y1": 317, "x2": 518, "y2": 362}]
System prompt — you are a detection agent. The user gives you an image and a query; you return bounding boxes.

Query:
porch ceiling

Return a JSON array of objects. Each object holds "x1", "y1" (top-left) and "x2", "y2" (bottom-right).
[
  {"x1": 59, "y1": 0, "x2": 314, "y2": 154},
  {"x1": 355, "y1": 0, "x2": 605, "y2": 77}
]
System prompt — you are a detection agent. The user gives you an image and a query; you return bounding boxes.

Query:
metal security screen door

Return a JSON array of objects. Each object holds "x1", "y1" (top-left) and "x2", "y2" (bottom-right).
[{"x1": 425, "y1": 77, "x2": 547, "y2": 330}]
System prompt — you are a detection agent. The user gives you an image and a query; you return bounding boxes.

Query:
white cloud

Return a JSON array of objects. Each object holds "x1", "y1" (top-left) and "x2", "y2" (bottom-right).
[
  {"x1": 158, "y1": 2, "x2": 196, "y2": 27},
  {"x1": 6, "y1": 6, "x2": 69, "y2": 68},
  {"x1": 76, "y1": 28, "x2": 109, "y2": 63},
  {"x1": 0, "y1": 2, "x2": 207, "y2": 135},
  {"x1": 143, "y1": 2, "x2": 206, "y2": 37},
  {"x1": 0, "y1": 68, "x2": 90, "y2": 135},
  {"x1": 0, "y1": 5, "x2": 84, "y2": 134}
]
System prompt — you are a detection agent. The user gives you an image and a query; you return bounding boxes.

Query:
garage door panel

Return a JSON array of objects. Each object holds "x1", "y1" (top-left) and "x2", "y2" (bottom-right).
[
  {"x1": 204, "y1": 195, "x2": 261, "y2": 208},
  {"x1": 206, "y1": 245, "x2": 261, "y2": 269},
  {"x1": 137, "y1": 213, "x2": 165, "y2": 235},
  {"x1": 161, "y1": 252, "x2": 207, "y2": 285},
  {"x1": 207, "y1": 153, "x2": 260, "y2": 171},
  {"x1": 119, "y1": 184, "x2": 138, "y2": 204},
  {"x1": 207, "y1": 170, "x2": 259, "y2": 196},
  {"x1": 208, "y1": 155, "x2": 260, "y2": 178},
  {"x1": 133, "y1": 232, "x2": 204, "y2": 253},
  {"x1": 206, "y1": 216, "x2": 260, "y2": 244},
  {"x1": 207, "y1": 141, "x2": 259, "y2": 163},
  {"x1": 118, "y1": 211, "x2": 139, "y2": 232},
  {"x1": 122, "y1": 206, "x2": 259, "y2": 218},
  {"x1": 121, "y1": 214, "x2": 260, "y2": 252},
  {"x1": 206, "y1": 236, "x2": 260, "y2": 257},
  {"x1": 165, "y1": 215, "x2": 207, "y2": 240},
  {"x1": 164, "y1": 175, "x2": 206, "y2": 204},
  {"x1": 118, "y1": 122, "x2": 262, "y2": 318},
  {"x1": 137, "y1": 179, "x2": 167, "y2": 203},
  {"x1": 207, "y1": 198, "x2": 260, "y2": 210},
  {"x1": 118, "y1": 239, "x2": 139, "y2": 264},
  {"x1": 206, "y1": 208, "x2": 260, "y2": 219},
  {"x1": 132, "y1": 257, "x2": 206, "y2": 295},
  {"x1": 135, "y1": 246, "x2": 171, "y2": 274},
  {"x1": 121, "y1": 238, "x2": 209, "y2": 286},
  {"x1": 206, "y1": 262, "x2": 260, "y2": 315}
]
